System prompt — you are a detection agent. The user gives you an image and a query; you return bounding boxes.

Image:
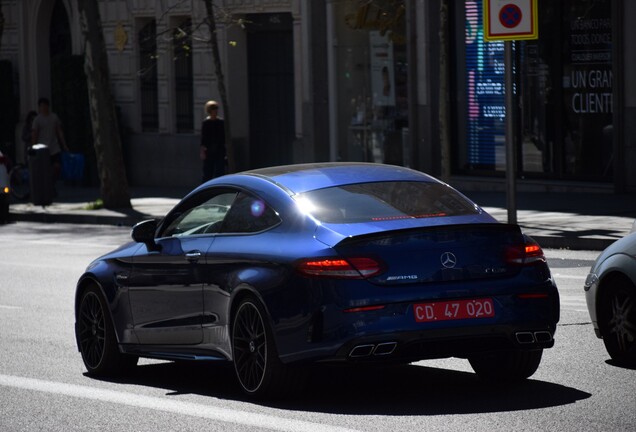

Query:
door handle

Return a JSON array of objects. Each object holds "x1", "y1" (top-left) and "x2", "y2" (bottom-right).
[{"x1": 185, "y1": 250, "x2": 202, "y2": 263}]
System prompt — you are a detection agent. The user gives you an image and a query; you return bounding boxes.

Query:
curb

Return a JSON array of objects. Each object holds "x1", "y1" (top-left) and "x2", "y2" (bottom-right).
[
  {"x1": 8, "y1": 211, "x2": 146, "y2": 228},
  {"x1": 529, "y1": 235, "x2": 614, "y2": 252}
]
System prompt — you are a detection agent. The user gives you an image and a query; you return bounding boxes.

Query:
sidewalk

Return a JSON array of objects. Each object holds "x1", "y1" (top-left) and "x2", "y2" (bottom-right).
[
  {"x1": 468, "y1": 190, "x2": 636, "y2": 250},
  {"x1": 7, "y1": 183, "x2": 636, "y2": 251},
  {"x1": 8, "y1": 185, "x2": 188, "y2": 227}
]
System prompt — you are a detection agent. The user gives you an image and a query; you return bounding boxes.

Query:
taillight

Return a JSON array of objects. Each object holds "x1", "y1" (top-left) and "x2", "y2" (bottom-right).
[
  {"x1": 506, "y1": 239, "x2": 546, "y2": 265},
  {"x1": 517, "y1": 293, "x2": 549, "y2": 299},
  {"x1": 296, "y1": 257, "x2": 383, "y2": 279},
  {"x1": 343, "y1": 305, "x2": 386, "y2": 313}
]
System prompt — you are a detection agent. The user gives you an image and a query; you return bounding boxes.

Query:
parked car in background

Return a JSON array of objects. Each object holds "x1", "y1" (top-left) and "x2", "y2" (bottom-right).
[
  {"x1": 74, "y1": 163, "x2": 560, "y2": 399},
  {"x1": 585, "y1": 221, "x2": 636, "y2": 365},
  {"x1": 0, "y1": 150, "x2": 10, "y2": 223}
]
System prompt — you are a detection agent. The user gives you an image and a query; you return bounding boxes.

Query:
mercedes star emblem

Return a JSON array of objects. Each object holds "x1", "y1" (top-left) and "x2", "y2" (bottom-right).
[{"x1": 440, "y1": 252, "x2": 457, "y2": 269}]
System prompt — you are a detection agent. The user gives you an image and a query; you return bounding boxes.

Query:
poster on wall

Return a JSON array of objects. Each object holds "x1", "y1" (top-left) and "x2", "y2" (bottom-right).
[
  {"x1": 370, "y1": 31, "x2": 396, "y2": 107},
  {"x1": 563, "y1": 6, "x2": 612, "y2": 116},
  {"x1": 562, "y1": 0, "x2": 612, "y2": 177}
]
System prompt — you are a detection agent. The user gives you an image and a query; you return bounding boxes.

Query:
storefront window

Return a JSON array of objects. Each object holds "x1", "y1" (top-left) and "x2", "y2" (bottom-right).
[
  {"x1": 459, "y1": 0, "x2": 613, "y2": 181},
  {"x1": 334, "y1": 0, "x2": 409, "y2": 165},
  {"x1": 462, "y1": 1, "x2": 506, "y2": 172},
  {"x1": 560, "y1": 0, "x2": 613, "y2": 178}
]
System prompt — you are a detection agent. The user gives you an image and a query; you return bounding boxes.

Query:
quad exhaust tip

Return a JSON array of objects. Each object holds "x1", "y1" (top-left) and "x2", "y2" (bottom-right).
[
  {"x1": 349, "y1": 342, "x2": 397, "y2": 358},
  {"x1": 373, "y1": 342, "x2": 398, "y2": 356},
  {"x1": 349, "y1": 344, "x2": 375, "y2": 358},
  {"x1": 534, "y1": 331, "x2": 553, "y2": 343},
  {"x1": 515, "y1": 331, "x2": 553, "y2": 344}
]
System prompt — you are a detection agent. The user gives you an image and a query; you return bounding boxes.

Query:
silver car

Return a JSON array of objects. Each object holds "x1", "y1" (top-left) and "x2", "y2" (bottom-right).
[{"x1": 584, "y1": 221, "x2": 636, "y2": 365}]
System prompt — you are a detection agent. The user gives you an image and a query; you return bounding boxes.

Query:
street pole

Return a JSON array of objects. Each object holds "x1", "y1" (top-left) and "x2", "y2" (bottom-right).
[{"x1": 505, "y1": 40, "x2": 517, "y2": 224}]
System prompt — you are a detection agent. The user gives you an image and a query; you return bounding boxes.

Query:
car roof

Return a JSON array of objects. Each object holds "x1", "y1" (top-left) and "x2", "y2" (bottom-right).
[{"x1": 242, "y1": 162, "x2": 441, "y2": 194}]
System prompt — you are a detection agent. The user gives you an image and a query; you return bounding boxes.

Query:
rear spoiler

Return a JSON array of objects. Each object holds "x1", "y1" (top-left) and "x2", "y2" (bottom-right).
[{"x1": 314, "y1": 221, "x2": 522, "y2": 248}]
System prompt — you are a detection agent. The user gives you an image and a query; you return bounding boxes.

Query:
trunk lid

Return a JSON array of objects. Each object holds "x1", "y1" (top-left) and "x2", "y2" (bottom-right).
[{"x1": 332, "y1": 223, "x2": 526, "y2": 285}]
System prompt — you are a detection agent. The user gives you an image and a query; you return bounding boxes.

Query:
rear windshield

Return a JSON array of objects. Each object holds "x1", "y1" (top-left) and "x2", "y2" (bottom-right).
[{"x1": 294, "y1": 181, "x2": 479, "y2": 224}]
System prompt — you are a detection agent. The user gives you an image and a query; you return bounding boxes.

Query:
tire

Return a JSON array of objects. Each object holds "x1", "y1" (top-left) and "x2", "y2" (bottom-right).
[
  {"x1": 9, "y1": 164, "x2": 29, "y2": 200},
  {"x1": 77, "y1": 285, "x2": 138, "y2": 376},
  {"x1": 232, "y1": 296, "x2": 305, "y2": 399},
  {"x1": 599, "y1": 280, "x2": 636, "y2": 365},
  {"x1": 0, "y1": 194, "x2": 8, "y2": 224},
  {"x1": 469, "y1": 349, "x2": 543, "y2": 382}
]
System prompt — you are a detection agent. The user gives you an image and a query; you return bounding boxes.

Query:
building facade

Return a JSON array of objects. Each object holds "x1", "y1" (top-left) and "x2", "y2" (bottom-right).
[{"x1": 0, "y1": 0, "x2": 634, "y2": 192}]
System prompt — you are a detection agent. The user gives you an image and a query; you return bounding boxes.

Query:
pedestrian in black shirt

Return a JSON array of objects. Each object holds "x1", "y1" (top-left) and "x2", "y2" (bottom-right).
[{"x1": 200, "y1": 100, "x2": 226, "y2": 183}]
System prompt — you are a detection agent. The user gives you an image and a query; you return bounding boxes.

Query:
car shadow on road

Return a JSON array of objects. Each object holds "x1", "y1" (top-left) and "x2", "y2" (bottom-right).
[
  {"x1": 605, "y1": 359, "x2": 636, "y2": 370},
  {"x1": 89, "y1": 360, "x2": 591, "y2": 416},
  {"x1": 286, "y1": 363, "x2": 591, "y2": 415}
]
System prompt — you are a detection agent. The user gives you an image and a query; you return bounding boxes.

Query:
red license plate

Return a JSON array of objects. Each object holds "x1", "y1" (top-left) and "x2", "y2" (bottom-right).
[{"x1": 413, "y1": 298, "x2": 495, "y2": 323}]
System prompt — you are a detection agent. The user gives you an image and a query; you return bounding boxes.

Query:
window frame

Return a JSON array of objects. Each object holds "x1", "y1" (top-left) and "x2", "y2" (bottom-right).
[{"x1": 156, "y1": 187, "x2": 282, "y2": 239}]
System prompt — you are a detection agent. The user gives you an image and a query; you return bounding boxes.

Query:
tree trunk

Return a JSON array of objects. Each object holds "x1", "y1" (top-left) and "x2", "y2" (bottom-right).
[
  {"x1": 203, "y1": 0, "x2": 235, "y2": 173},
  {"x1": 77, "y1": 0, "x2": 131, "y2": 209},
  {"x1": 438, "y1": 0, "x2": 451, "y2": 182},
  {"x1": 0, "y1": 2, "x2": 5, "y2": 49}
]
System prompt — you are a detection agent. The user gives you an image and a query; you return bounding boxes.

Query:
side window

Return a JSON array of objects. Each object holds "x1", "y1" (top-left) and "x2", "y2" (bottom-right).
[
  {"x1": 162, "y1": 192, "x2": 237, "y2": 237},
  {"x1": 220, "y1": 192, "x2": 281, "y2": 234}
]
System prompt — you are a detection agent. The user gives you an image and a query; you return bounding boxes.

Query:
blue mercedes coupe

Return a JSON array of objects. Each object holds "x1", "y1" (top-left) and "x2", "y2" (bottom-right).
[{"x1": 74, "y1": 163, "x2": 560, "y2": 398}]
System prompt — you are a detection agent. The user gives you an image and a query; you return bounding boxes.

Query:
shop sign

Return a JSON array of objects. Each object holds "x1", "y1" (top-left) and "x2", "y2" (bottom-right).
[{"x1": 344, "y1": 1, "x2": 406, "y2": 44}]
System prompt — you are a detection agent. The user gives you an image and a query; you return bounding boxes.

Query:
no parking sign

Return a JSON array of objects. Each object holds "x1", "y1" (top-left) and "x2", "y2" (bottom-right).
[{"x1": 484, "y1": 0, "x2": 538, "y2": 41}]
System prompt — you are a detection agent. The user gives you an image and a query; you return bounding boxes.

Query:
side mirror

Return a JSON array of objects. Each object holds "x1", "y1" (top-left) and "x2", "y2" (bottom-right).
[{"x1": 131, "y1": 219, "x2": 158, "y2": 246}]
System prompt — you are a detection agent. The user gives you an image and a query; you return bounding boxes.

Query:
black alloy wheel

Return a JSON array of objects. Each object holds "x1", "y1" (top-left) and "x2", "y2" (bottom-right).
[
  {"x1": 78, "y1": 289, "x2": 106, "y2": 370},
  {"x1": 232, "y1": 296, "x2": 306, "y2": 399},
  {"x1": 77, "y1": 285, "x2": 137, "y2": 376},
  {"x1": 601, "y1": 281, "x2": 636, "y2": 365},
  {"x1": 233, "y1": 299, "x2": 270, "y2": 394}
]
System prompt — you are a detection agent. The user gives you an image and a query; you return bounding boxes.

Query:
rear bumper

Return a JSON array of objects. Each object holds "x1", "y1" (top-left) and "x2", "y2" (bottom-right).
[
  {"x1": 330, "y1": 323, "x2": 555, "y2": 364},
  {"x1": 279, "y1": 320, "x2": 557, "y2": 365},
  {"x1": 273, "y1": 279, "x2": 560, "y2": 364}
]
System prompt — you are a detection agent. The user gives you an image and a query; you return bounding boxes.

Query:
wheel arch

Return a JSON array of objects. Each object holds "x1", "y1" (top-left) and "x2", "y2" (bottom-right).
[
  {"x1": 228, "y1": 285, "x2": 280, "y2": 355},
  {"x1": 594, "y1": 254, "x2": 636, "y2": 316},
  {"x1": 74, "y1": 274, "x2": 101, "y2": 316},
  {"x1": 229, "y1": 285, "x2": 270, "y2": 329},
  {"x1": 74, "y1": 274, "x2": 123, "y2": 351}
]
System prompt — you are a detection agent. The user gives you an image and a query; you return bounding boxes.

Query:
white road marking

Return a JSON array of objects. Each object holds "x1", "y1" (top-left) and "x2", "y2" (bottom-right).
[
  {"x1": 553, "y1": 274, "x2": 586, "y2": 280},
  {"x1": 0, "y1": 305, "x2": 22, "y2": 310},
  {"x1": 27, "y1": 239, "x2": 122, "y2": 248},
  {"x1": 558, "y1": 291, "x2": 589, "y2": 313},
  {"x1": 0, "y1": 374, "x2": 360, "y2": 432},
  {"x1": 560, "y1": 295, "x2": 586, "y2": 303}
]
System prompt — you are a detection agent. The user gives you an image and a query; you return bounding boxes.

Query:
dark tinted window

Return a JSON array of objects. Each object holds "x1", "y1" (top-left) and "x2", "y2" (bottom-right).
[
  {"x1": 220, "y1": 192, "x2": 281, "y2": 233},
  {"x1": 295, "y1": 182, "x2": 479, "y2": 223}
]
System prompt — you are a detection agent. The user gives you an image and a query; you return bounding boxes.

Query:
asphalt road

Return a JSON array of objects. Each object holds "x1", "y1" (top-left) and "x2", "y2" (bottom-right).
[{"x1": 0, "y1": 222, "x2": 634, "y2": 432}]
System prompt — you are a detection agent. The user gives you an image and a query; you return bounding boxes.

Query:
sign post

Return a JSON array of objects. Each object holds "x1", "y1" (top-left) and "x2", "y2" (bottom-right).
[
  {"x1": 483, "y1": 0, "x2": 538, "y2": 224},
  {"x1": 504, "y1": 41, "x2": 516, "y2": 224}
]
